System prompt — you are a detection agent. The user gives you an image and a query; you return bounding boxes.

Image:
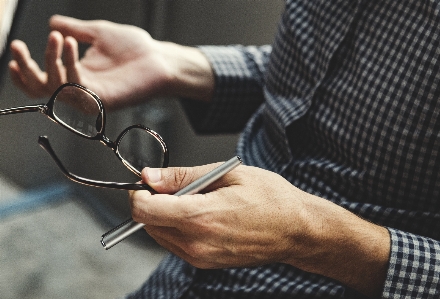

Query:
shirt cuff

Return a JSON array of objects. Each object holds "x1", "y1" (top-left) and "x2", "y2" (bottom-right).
[
  {"x1": 382, "y1": 228, "x2": 440, "y2": 298},
  {"x1": 181, "y1": 45, "x2": 270, "y2": 134}
]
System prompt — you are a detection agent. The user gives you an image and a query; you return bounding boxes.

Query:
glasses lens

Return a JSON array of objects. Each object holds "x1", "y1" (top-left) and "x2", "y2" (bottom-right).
[
  {"x1": 53, "y1": 85, "x2": 102, "y2": 138},
  {"x1": 118, "y1": 127, "x2": 166, "y2": 173}
]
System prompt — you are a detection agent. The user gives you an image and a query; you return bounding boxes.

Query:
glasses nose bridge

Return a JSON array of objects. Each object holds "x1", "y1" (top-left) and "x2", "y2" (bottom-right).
[
  {"x1": 38, "y1": 104, "x2": 51, "y2": 116},
  {"x1": 100, "y1": 134, "x2": 117, "y2": 151}
]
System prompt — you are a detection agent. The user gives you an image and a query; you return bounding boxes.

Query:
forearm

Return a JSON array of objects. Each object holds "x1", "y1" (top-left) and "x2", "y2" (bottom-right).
[{"x1": 288, "y1": 193, "x2": 390, "y2": 298}]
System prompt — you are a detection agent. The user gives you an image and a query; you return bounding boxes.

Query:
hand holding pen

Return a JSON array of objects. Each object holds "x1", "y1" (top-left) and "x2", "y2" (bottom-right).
[
  {"x1": 105, "y1": 156, "x2": 345, "y2": 273},
  {"x1": 101, "y1": 156, "x2": 242, "y2": 249}
]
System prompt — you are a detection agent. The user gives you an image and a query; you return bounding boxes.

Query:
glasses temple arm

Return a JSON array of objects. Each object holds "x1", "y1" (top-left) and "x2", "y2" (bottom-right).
[
  {"x1": 0, "y1": 104, "x2": 45, "y2": 116},
  {"x1": 38, "y1": 136, "x2": 156, "y2": 192}
]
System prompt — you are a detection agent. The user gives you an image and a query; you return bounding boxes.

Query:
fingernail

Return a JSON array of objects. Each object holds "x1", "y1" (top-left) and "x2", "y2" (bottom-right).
[{"x1": 147, "y1": 168, "x2": 161, "y2": 183}]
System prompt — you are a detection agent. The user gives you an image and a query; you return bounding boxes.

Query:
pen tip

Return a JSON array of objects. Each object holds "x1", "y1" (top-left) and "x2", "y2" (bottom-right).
[{"x1": 100, "y1": 238, "x2": 108, "y2": 249}]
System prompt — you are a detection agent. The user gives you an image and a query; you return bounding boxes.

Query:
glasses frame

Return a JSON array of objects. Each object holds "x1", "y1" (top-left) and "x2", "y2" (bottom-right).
[
  {"x1": 1, "y1": 82, "x2": 169, "y2": 191},
  {"x1": 0, "y1": 83, "x2": 104, "y2": 136},
  {"x1": 38, "y1": 135, "x2": 156, "y2": 191}
]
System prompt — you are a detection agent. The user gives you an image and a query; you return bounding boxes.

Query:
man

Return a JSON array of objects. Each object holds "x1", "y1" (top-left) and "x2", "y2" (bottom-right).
[{"x1": 8, "y1": 1, "x2": 440, "y2": 298}]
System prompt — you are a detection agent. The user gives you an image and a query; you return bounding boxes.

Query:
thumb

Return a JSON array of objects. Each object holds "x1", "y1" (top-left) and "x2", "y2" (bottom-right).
[
  {"x1": 49, "y1": 15, "x2": 98, "y2": 44},
  {"x1": 141, "y1": 163, "x2": 223, "y2": 194}
]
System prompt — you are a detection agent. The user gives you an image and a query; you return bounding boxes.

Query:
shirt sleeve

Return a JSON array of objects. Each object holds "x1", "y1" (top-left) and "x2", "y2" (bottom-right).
[
  {"x1": 382, "y1": 228, "x2": 440, "y2": 298},
  {"x1": 181, "y1": 45, "x2": 272, "y2": 134}
]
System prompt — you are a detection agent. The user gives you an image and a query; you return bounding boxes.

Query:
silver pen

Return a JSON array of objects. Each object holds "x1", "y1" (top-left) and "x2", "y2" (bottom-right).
[{"x1": 101, "y1": 156, "x2": 242, "y2": 249}]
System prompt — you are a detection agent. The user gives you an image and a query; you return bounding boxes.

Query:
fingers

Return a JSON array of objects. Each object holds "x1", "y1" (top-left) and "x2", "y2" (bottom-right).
[
  {"x1": 9, "y1": 40, "x2": 48, "y2": 97},
  {"x1": 9, "y1": 31, "x2": 83, "y2": 97},
  {"x1": 49, "y1": 15, "x2": 98, "y2": 44},
  {"x1": 63, "y1": 36, "x2": 81, "y2": 83},
  {"x1": 8, "y1": 15, "x2": 95, "y2": 98},
  {"x1": 140, "y1": 162, "x2": 224, "y2": 194},
  {"x1": 132, "y1": 162, "x2": 237, "y2": 226},
  {"x1": 45, "y1": 31, "x2": 66, "y2": 92},
  {"x1": 8, "y1": 60, "x2": 29, "y2": 92},
  {"x1": 130, "y1": 190, "x2": 207, "y2": 227},
  {"x1": 146, "y1": 225, "x2": 220, "y2": 269},
  {"x1": 10, "y1": 32, "x2": 67, "y2": 97}
]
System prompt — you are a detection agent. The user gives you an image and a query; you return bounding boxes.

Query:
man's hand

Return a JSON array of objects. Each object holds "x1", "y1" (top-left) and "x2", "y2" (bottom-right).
[
  {"x1": 130, "y1": 163, "x2": 314, "y2": 269},
  {"x1": 9, "y1": 15, "x2": 214, "y2": 109},
  {"x1": 129, "y1": 162, "x2": 390, "y2": 298}
]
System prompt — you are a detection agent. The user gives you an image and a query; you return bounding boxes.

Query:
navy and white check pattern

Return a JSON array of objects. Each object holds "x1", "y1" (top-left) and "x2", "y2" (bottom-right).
[{"x1": 128, "y1": 0, "x2": 440, "y2": 298}]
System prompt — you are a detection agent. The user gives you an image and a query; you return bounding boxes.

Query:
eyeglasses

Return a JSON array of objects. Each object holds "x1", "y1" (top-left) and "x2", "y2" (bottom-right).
[{"x1": 0, "y1": 82, "x2": 169, "y2": 191}]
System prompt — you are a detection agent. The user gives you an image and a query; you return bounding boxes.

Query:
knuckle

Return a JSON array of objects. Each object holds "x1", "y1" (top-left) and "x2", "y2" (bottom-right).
[
  {"x1": 129, "y1": 192, "x2": 146, "y2": 222},
  {"x1": 172, "y1": 168, "x2": 194, "y2": 189},
  {"x1": 185, "y1": 244, "x2": 199, "y2": 258},
  {"x1": 130, "y1": 206, "x2": 144, "y2": 223},
  {"x1": 93, "y1": 19, "x2": 111, "y2": 30},
  {"x1": 185, "y1": 242, "x2": 209, "y2": 261},
  {"x1": 193, "y1": 214, "x2": 216, "y2": 234}
]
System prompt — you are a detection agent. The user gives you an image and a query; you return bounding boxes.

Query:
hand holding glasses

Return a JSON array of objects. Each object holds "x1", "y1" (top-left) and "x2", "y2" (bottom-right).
[
  {"x1": 2, "y1": 82, "x2": 171, "y2": 243},
  {"x1": 1, "y1": 83, "x2": 240, "y2": 249}
]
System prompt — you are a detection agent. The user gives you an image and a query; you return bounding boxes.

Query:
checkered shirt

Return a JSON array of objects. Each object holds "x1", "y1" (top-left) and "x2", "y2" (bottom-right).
[{"x1": 127, "y1": 0, "x2": 440, "y2": 298}]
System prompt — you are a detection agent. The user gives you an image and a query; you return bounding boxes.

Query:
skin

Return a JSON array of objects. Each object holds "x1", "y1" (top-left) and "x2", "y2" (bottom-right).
[
  {"x1": 9, "y1": 15, "x2": 214, "y2": 108},
  {"x1": 9, "y1": 15, "x2": 390, "y2": 298},
  {"x1": 131, "y1": 164, "x2": 390, "y2": 298}
]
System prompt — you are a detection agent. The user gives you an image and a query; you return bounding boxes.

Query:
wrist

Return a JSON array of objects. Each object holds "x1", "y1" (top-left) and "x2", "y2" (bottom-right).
[
  {"x1": 159, "y1": 42, "x2": 215, "y2": 102},
  {"x1": 287, "y1": 195, "x2": 390, "y2": 298}
]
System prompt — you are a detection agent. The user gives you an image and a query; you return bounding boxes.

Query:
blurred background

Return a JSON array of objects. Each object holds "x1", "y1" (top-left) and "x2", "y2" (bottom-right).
[{"x1": 0, "y1": 0, "x2": 283, "y2": 298}]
